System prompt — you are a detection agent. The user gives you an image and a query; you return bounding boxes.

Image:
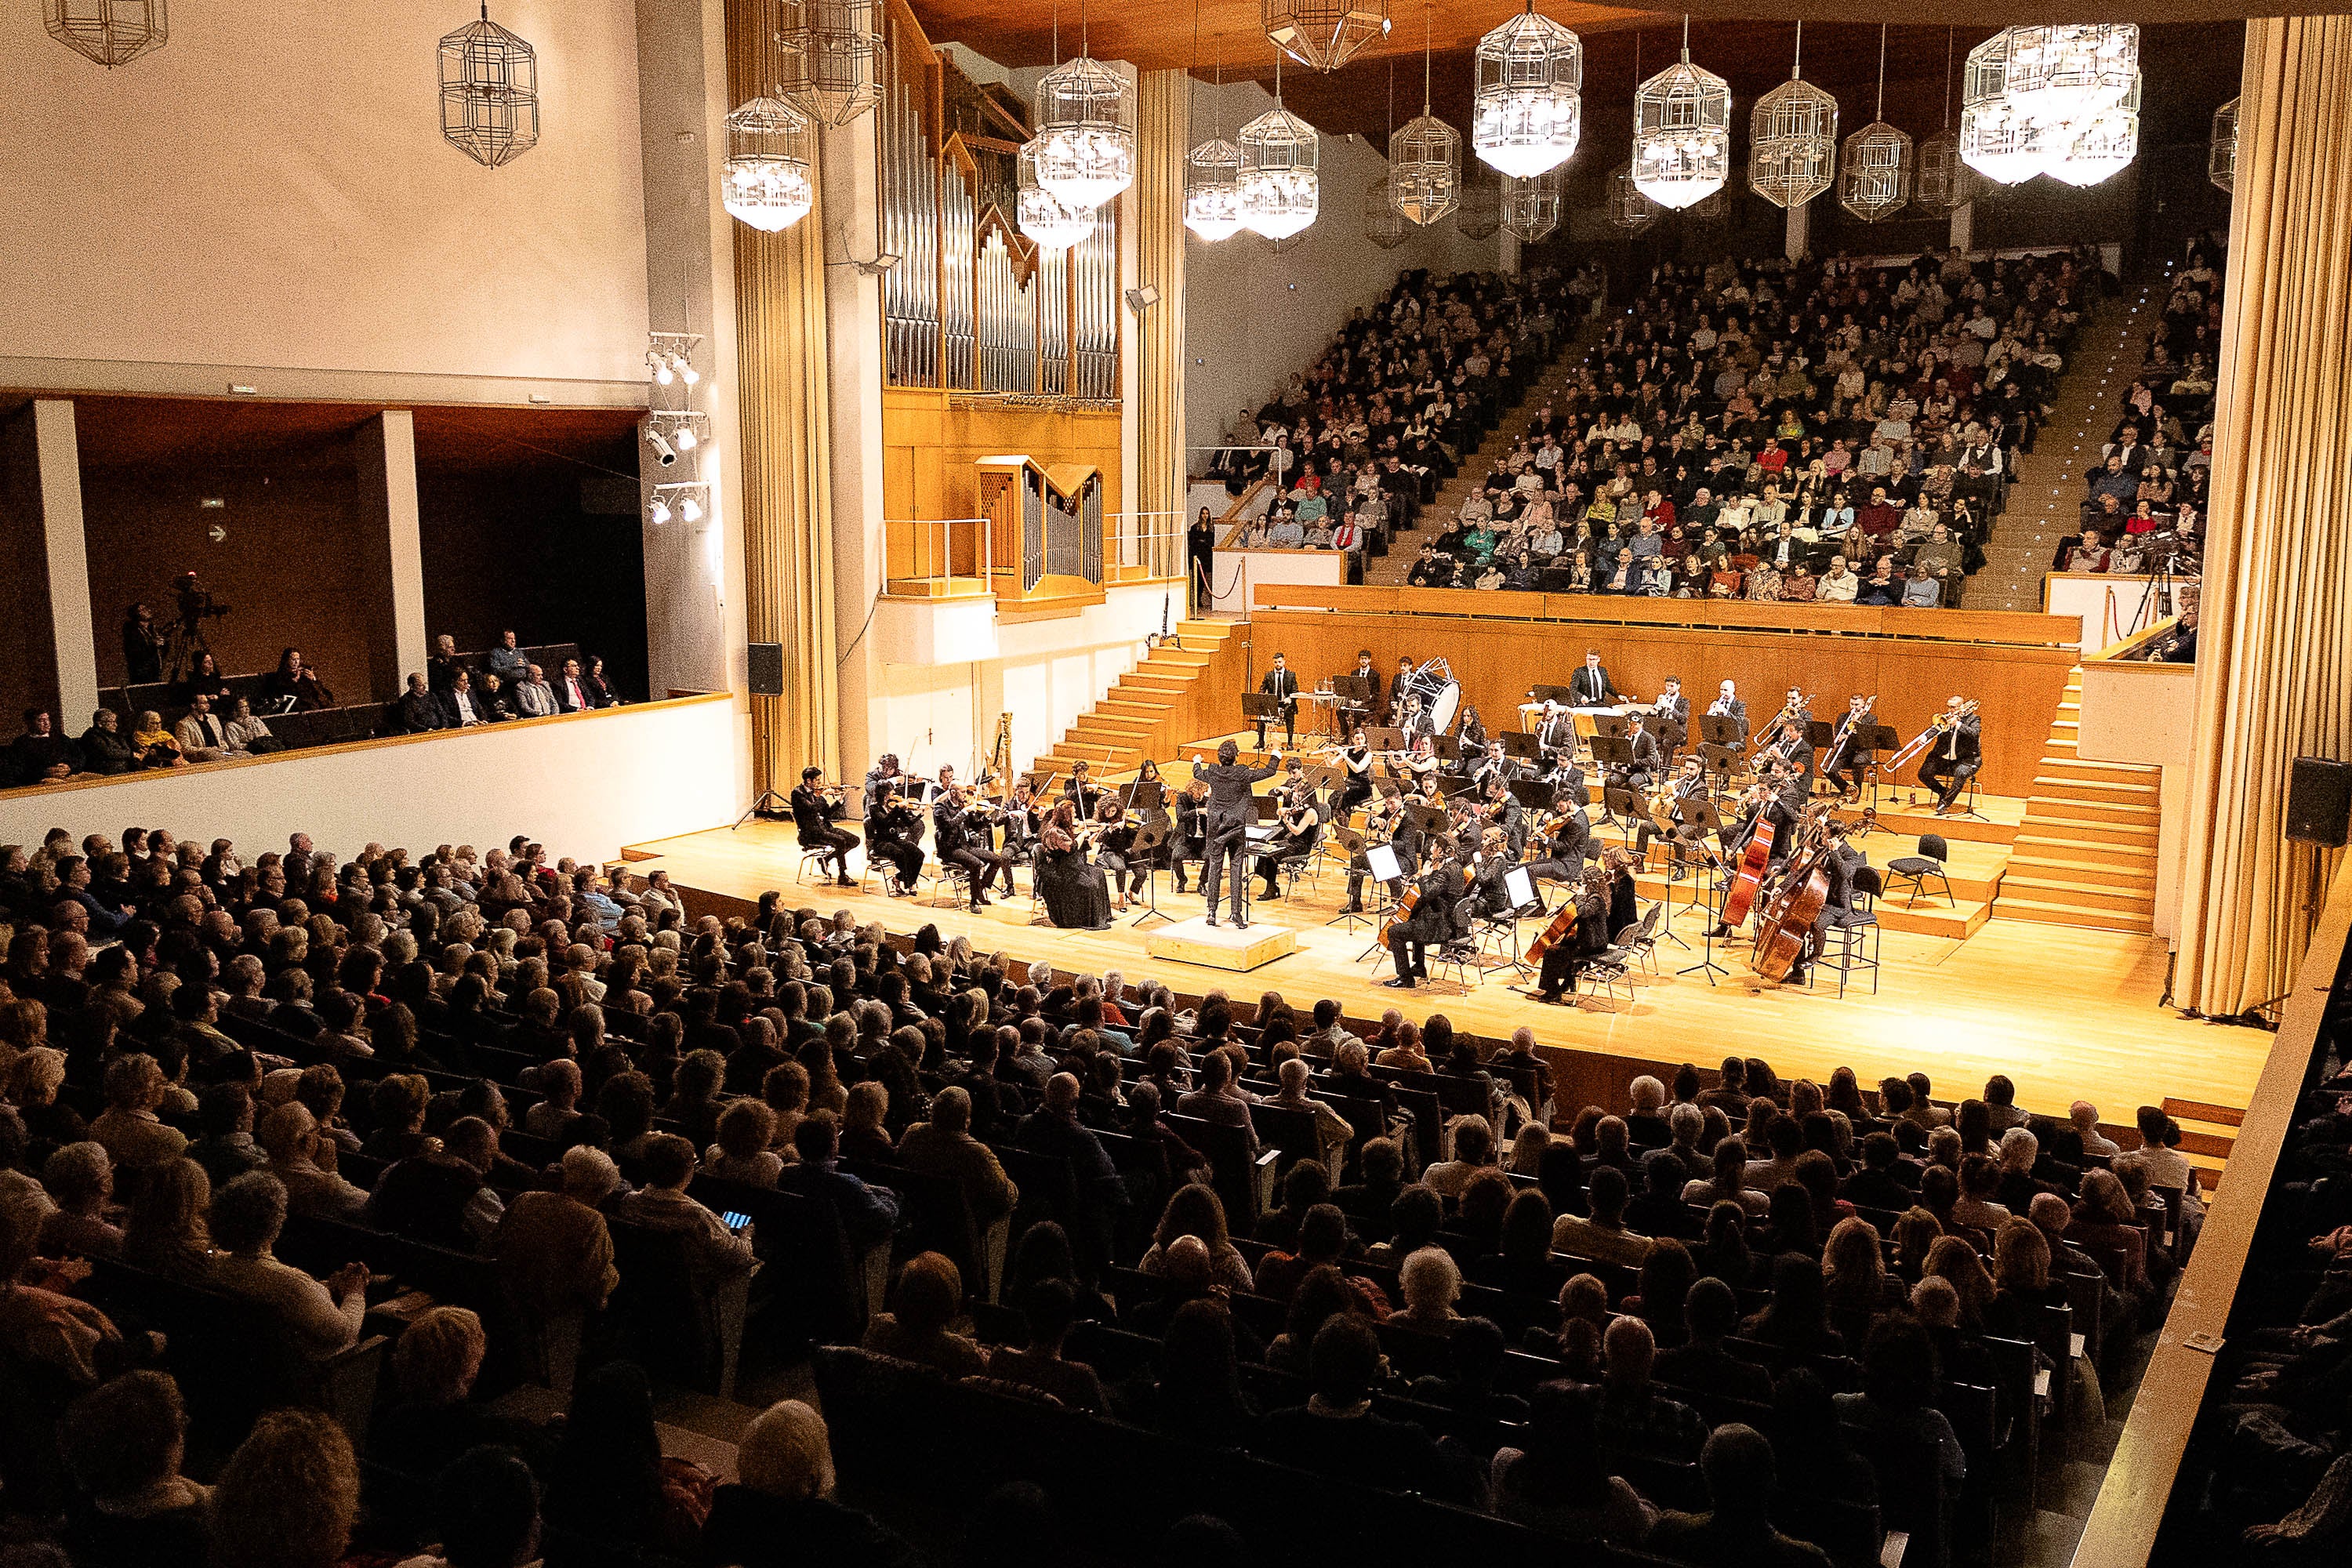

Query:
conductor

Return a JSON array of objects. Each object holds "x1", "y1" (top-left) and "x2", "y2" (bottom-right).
[
  {"x1": 1256, "y1": 653, "x2": 1301, "y2": 747},
  {"x1": 1192, "y1": 739, "x2": 1283, "y2": 928},
  {"x1": 1568, "y1": 650, "x2": 1619, "y2": 708}
]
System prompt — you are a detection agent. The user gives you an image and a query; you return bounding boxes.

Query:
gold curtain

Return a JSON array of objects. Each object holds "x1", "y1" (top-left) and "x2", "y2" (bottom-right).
[
  {"x1": 728, "y1": 0, "x2": 840, "y2": 793},
  {"x1": 1135, "y1": 71, "x2": 1189, "y2": 573},
  {"x1": 2176, "y1": 16, "x2": 2352, "y2": 1016}
]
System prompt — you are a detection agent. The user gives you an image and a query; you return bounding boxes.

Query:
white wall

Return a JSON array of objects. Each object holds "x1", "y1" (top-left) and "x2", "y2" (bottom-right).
[
  {"x1": 0, "y1": 0, "x2": 650, "y2": 390},
  {"x1": 1182, "y1": 81, "x2": 1501, "y2": 466},
  {"x1": 0, "y1": 698, "x2": 742, "y2": 869}
]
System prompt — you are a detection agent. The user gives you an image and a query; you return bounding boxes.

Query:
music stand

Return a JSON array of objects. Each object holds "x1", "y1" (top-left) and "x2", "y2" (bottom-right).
[
  {"x1": 1332, "y1": 674, "x2": 1373, "y2": 731},
  {"x1": 1856, "y1": 723, "x2": 1902, "y2": 817},
  {"x1": 1436, "y1": 775, "x2": 1475, "y2": 799},
  {"x1": 1678, "y1": 859, "x2": 1733, "y2": 983},
  {"x1": 1530, "y1": 684, "x2": 1577, "y2": 708},
  {"x1": 1128, "y1": 822, "x2": 1174, "y2": 928},
  {"x1": 1697, "y1": 742, "x2": 1744, "y2": 792},
  {"x1": 1499, "y1": 731, "x2": 1544, "y2": 764},
  {"x1": 1433, "y1": 735, "x2": 1461, "y2": 763},
  {"x1": 1365, "y1": 725, "x2": 1406, "y2": 753},
  {"x1": 1696, "y1": 714, "x2": 1746, "y2": 749},
  {"x1": 1601, "y1": 783, "x2": 1642, "y2": 840},
  {"x1": 1508, "y1": 779, "x2": 1554, "y2": 814},
  {"x1": 1024, "y1": 769, "x2": 1058, "y2": 797},
  {"x1": 1588, "y1": 737, "x2": 1636, "y2": 822},
  {"x1": 1356, "y1": 840, "x2": 1406, "y2": 963},
  {"x1": 1241, "y1": 691, "x2": 1284, "y2": 747}
]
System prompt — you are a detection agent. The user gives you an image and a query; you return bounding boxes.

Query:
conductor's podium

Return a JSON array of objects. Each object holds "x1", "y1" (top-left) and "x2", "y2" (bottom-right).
[{"x1": 1142, "y1": 915, "x2": 1298, "y2": 973}]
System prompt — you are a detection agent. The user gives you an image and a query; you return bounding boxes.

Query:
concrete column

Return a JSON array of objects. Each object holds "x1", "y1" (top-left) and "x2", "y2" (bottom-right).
[
  {"x1": 821, "y1": 108, "x2": 887, "y2": 783},
  {"x1": 354, "y1": 410, "x2": 426, "y2": 699},
  {"x1": 31, "y1": 401, "x2": 99, "y2": 724},
  {"x1": 1950, "y1": 201, "x2": 1974, "y2": 253},
  {"x1": 1785, "y1": 201, "x2": 1810, "y2": 261}
]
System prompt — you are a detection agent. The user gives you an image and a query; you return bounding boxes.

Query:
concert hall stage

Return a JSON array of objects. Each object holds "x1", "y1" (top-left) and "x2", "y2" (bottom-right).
[{"x1": 620, "y1": 817, "x2": 2267, "y2": 1155}]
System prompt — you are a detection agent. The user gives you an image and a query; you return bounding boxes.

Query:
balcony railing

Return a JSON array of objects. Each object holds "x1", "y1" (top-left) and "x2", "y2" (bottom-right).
[{"x1": 882, "y1": 517, "x2": 992, "y2": 600}]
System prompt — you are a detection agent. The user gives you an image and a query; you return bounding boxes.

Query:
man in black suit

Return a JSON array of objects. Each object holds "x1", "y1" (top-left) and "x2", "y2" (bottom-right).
[
  {"x1": 1567, "y1": 650, "x2": 1619, "y2": 707},
  {"x1": 1918, "y1": 696, "x2": 1983, "y2": 813},
  {"x1": 1650, "y1": 677, "x2": 1691, "y2": 753},
  {"x1": 553, "y1": 658, "x2": 595, "y2": 714},
  {"x1": 1535, "y1": 701, "x2": 1578, "y2": 763},
  {"x1": 396, "y1": 674, "x2": 445, "y2": 735},
  {"x1": 931, "y1": 786, "x2": 1012, "y2": 909},
  {"x1": 1385, "y1": 838, "x2": 1465, "y2": 988},
  {"x1": 1607, "y1": 712, "x2": 1665, "y2": 794},
  {"x1": 1384, "y1": 655, "x2": 1417, "y2": 726},
  {"x1": 1256, "y1": 653, "x2": 1301, "y2": 747},
  {"x1": 1338, "y1": 648, "x2": 1382, "y2": 732},
  {"x1": 791, "y1": 765, "x2": 858, "y2": 886},
  {"x1": 1192, "y1": 739, "x2": 1283, "y2": 927},
  {"x1": 1821, "y1": 694, "x2": 1878, "y2": 800},
  {"x1": 1704, "y1": 679, "x2": 1750, "y2": 743}
]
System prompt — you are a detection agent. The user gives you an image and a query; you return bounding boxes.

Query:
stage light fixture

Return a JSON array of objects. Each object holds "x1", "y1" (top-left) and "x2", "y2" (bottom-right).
[{"x1": 648, "y1": 430, "x2": 679, "y2": 465}]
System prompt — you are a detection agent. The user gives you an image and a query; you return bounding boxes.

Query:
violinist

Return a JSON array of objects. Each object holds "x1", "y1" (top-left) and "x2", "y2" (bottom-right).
[
  {"x1": 934, "y1": 784, "x2": 1014, "y2": 909},
  {"x1": 1918, "y1": 695, "x2": 1983, "y2": 815},
  {"x1": 1531, "y1": 863, "x2": 1613, "y2": 1004},
  {"x1": 1002, "y1": 777, "x2": 1043, "y2": 861},
  {"x1": 1036, "y1": 800, "x2": 1114, "y2": 929},
  {"x1": 1479, "y1": 774, "x2": 1528, "y2": 855},
  {"x1": 1525, "y1": 800, "x2": 1592, "y2": 885},
  {"x1": 1385, "y1": 837, "x2": 1466, "y2": 989},
  {"x1": 1093, "y1": 794, "x2": 1145, "y2": 911},
  {"x1": 1820, "y1": 694, "x2": 1878, "y2": 800},
  {"x1": 1063, "y1": 758, "x2": 1104, "y2": 819},
  {"x1": 1254, "y1": 769, "x2": 1322, "y2": 901},
  {"x1": 1345, "y1": 784, "x2": 1416, "y2": 915},
  {"x1": 790, "y1": 765, "x2": 858, "y2": 886},
  {"x1": 1400, "y1": 734, "x2": 1443, "y2": 787},
  {"x1": 862, "y1": 750, "x2": 909, "y2": 819},
  {"x1": 1467, "y1": 825, "x2": 1537, "y2": 920},
  {"x1": 1635, "y1": 757, "x2": 1715, "y2": 882},
  {"x1": 865, "y1": 777, "x2": 927, "y2": 897},
  {"x1": 1169, "y1": 775, "x2": 1210, "y2": 895}
]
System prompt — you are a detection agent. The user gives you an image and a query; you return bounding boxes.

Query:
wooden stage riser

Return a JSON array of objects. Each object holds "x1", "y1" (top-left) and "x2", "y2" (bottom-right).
[{"x1": 1244, "y1": 610, "x2": 2072, "y2": 800}]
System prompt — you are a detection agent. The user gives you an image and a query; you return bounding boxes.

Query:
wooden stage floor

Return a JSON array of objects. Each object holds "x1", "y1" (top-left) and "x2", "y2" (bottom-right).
[{"x1": 623, "y1": 820, "x2": 2270, "y2": 1137}]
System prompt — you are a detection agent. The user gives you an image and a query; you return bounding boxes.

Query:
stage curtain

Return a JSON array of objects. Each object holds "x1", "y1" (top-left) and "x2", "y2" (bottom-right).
[
  {"x1": 728, "y1": 0, "x2": 840, "y2": 793},
  {"x1": 2177, "y1": 16, "x2": 2352, "y2": 1017},
  {"x1": 1135, "y1": 70, "x2": 1189, "y2": 590}
]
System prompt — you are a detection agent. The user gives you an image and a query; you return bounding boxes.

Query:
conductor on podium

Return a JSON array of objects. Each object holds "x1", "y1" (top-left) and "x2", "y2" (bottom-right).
[
  {"x1": 1193, "y1": 739, "x2": 1284, "y2": 927},
  {"x1": 1257, "y1": 653, "x2": 1301, "y2": 746}
]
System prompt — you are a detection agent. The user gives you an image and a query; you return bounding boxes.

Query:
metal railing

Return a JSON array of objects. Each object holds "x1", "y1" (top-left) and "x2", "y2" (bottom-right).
[
  {"x1": 1108, "y1": 510, "x2": 1186, "y2": 583},
  {"x1": 880, "y1": 517, "x2": 992, "y2": 597}
]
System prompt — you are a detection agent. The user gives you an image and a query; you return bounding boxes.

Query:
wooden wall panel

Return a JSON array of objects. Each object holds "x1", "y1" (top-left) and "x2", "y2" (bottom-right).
[
  {"x1": 880, "y1": 387, "x2": 1120, "y2": 520},
  {"x1": 1250, "y1": 608, "x2": 2074, "y2": 797}
]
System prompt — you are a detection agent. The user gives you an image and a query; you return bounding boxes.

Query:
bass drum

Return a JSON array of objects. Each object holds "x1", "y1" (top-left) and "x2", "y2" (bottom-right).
[
  {"x1": 1402, "y1": 658, "x2": 1461, "y2": 735},
  {"x1": 1427, "y1": 678, "x2": 1461, "y2": 735}
]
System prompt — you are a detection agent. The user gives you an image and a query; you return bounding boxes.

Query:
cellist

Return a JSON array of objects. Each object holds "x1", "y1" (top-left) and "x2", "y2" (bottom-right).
[{"x1": 1531, "y1": 860, "x2": 1617, "y2": 1004}]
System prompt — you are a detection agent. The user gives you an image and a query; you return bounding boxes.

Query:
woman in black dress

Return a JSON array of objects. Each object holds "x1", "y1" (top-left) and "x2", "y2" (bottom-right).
[
  {"x1": 1188, "y1": 506, "x2": 1218, "y2": 615},
  {"x1": 1092, "y1": 796, "x2": 1143, "y2": 912},
  {"x1": 1036, "y1": 800, "x2": 1112, "y2": 929}
]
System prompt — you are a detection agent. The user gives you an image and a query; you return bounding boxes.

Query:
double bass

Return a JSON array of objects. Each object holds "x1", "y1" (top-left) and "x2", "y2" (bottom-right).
[
  {"x1": 1718, "y1": 791, "x2": 1779, "y2": 929},
  {"x1": 1751, "y1": 811, "x2": 1842, "y2": 982}
]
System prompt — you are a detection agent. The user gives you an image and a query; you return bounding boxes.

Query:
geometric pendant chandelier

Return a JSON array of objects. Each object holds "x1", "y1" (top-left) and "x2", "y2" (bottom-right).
[
  {"x1": 439, "y1": 3, "x2": 541, "y2": 169},
  {"x1": 45, "y1": 0, "x2": 168, "y2": 65},
  {"x1": 1748, "y1": 22, "x2": 1836, "y2": 209},
  {"x1": 1838, "y1": 27, "x2": 1911, "y2": 222},
  {"x1": 1632, "y1": 17, "x2": 1730, "y2": 210}
]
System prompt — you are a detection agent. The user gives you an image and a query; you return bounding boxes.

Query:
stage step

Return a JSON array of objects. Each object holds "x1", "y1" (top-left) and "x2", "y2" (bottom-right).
[
  {"x1": 2001, "y1": 661, "x2": 2167, "y2": 935},
  {"x1": 2031, "y1": 774, "x2": 2161, "y2": 804},
  {"x1": 1993, "y1": 895, "x2": 2154, "y2": 933},
  {"x1": 1077, "y1": 712, "x2": 1161, "y2": 736},
  {"x1": 2000, "y1": 873, "x2": 2156, "y2": 913},
  {"x1": 2038, "y1": 757, "x2": 2161, "y2": 786},
  {"x1": 2004, "y1": 852, "x2": 2158, "y2": 890}
]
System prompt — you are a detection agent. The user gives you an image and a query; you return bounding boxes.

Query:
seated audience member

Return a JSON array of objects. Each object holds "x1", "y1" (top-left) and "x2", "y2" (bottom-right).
[
  {"x1": 615, "y1": 1133, "x2": 757, "y2": 1281},
  {"x1": 490, "y1": 1145, "x2": 620, "y2": 1325},
  {"x1": 1597, "y1": 1316, "x2": 1708, "y2": 1462},
  {"x1": 1553, "y1": 1163, "x2": 1653, "y2": 1267},
  {"x1": 778, "y1": 1112, "x2": 899, "y2": 1249},
  {"x1": 1646, "y1": 1423, "x2": 1835, "y2": 1567},
  {"x1": 372, "y1": 1306, "x2": 552, "y2": 1481},
  {"x1": 986, "y1": 1278, "x2": 1109, "y2": 1411},
  {"x1": 205, "y1": 1409, "x2": 362, "y2": 1568},
  {"x1": 411, "y1": 1444, "x2": 543, "y2": 1568},
  {"x1": 208, "y1": 1172, "x2": 368, "y2": 1358},
  {"x1": 10, "y1": 708, "x2": 84, "y2": 783},
  {"x1": 1258, "y1": 1315, "x2": 1483, "y2": 1503},
  {"x1": 699, "y1": 1400, "x2": 922, "y2": 1568},
  {"x1": 38, "y1": 1142, "x2": 123, "y2": 1259},
  {"x1": 172, "y1": 694, "x2": 238, "y2": 761},
  {"x1": 1656, "y1": 1276, "x2": 1775, "y2": 1403},
  {"x1": 366, "y1": 1116, "x2": 504, "y2": 1250},
  {"x1": 580, "y1": 655, "x2": 622, "y2": 708},
  {"x1": 895, "y1": 1085, "x2": 1020, "y2": 1231},
  {"x1": 1489, "y1": 1387, "x2": 1659, "y2": 1544},
  {"x1": 554, "y1": 659, "x2": 597, "y2": 713},
  {"x1": 864, "y1": 1249, "x2": 986, "y2": 1374},
  {"x1": 59, "y1": 1370, "x2": 212, "y2": 1568},
  {"x1": 441, "y1": 670, "x2": 495, "y2": 728},
  {"x1": 78, "y1": 710, "x2": 155, "y2": 775},
  {"x1": 514, "y1": 666, "x2": 560, "y2": 718},
  {"x1": 397, "y1": 673, "x2": 447, "y2": 734},
  {"x1": 260, "y1": 648, "x2": 336, "y2": 711},
  {"x1": 545, "y1": 1361, "x2": 715, "y2": 1555}
]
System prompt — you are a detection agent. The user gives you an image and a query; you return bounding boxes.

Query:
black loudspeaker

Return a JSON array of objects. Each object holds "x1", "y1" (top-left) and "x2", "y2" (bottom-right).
[
  {"x1": 747, "y1": 643, "x2": 786, "y2": 697},
  {"x1": 2286, "y1": 757, "x2": 2352, "y2": 848}
]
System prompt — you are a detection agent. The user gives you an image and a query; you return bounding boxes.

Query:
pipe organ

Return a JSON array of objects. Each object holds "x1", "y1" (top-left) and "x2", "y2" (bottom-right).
[{"x1": 877, "y1": 0, "x2": 1120, "y2": 404}]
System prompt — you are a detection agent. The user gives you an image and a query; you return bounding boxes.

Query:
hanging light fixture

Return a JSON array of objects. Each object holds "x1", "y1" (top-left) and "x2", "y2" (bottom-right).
[
  {"x1": 775, "y1": 0, "x2": 884, "y2": 125},
  {"x1": 1501, "y1": 167, "x2": 1562, "y2": 242},
  {"x1": 1959, "y1": 30, "x2": 2045, "y2": 187},
  {"x1": 723, "y1": 96, "x2": 816, "y2": 231},
  {"x1": 1185, "y1": 67, "x2": 1247, "y2": 241},
  {"x1": 1608, "y1": 162, "x2": 1658, "y2": 232},
  {"x1": 1455, "y1": 169, "x2": 1503, "y2": 239},
  {"x1": 44, "y1": 0, "x2": 166, "y2": 65},
  {"x1": 1914, "y1": 28, "x2": 1974, "y2": 214},
  {"x1": 1365, "y1": 181, "x2": 1408, "y2": 248},
  {"x1": 1839, "y1": 27, "x2": 1911, "y2": 223},
  {"x1": 1032, "y1": 0, "x2": 1135, "y2": 209},
  {"x1": 1632, "y1": 18, "x2": 1730, "y2": 210},
  {"x1": 1262, "y1": 0, "x2": 1388, "y2": 72},
  {"x1": 1392, "y1": 5, "x2": 1460, "y2": 225},
  {"x1": 2002, "y1": 24, "x2": 2138, "y2": 135},
  {"x1": 1238, "y1": 49, "x2": 1319, "y2": 239},
  {"x1": 1018, "y1": 139, "x2": 1094, "y2": 249},
  {"x1": 1748, "y1": 21, "x2": 1835, "y2": 209},
  {"x1": 2210, "y1": 96, "x2": 2240, "y2": 194},
  {"x1": 1471, "y1": 2, "x2": 1583, "y2": 180},
  {"x1": 438, "y1": 3, "x2": 540, "y2": 168}
]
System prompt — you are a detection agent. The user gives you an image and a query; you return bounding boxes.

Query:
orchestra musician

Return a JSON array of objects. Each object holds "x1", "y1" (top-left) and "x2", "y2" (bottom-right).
[
  {"x1": 1466, "y1": 825, "x2": 1537, "y2": 921},
  {"x1": 1918, "y1": 696, "x2": 1984, "y2": 815},
  {"x1": 1535, "y1": 700, "x2": 1577, "y2": 763},
  {"x1": 1636, "y1": 757, "x2": 1716, "y2": 881},
  {"x1": 1256, "y1": 652, "x2": 1301, "y2": 747},
  {"x1": 1385, "y1": 837, "x2": 1466, "y2": 989},
  {"x1": 1254, "y1": 771, "x2": 1322, "y2": 900},
  {"x1": 1606, "y1": 710, "x2": 1666, "y2": 795},
  {"x1": 1399, "y1": 734, "x2": 1443, "y2": 788},
  {"x1": 1479, "y1": 775, "x2": 1528, "y2": 857},
  {"x1": 864, "y1": 775, "x2": 927, "y2": 897},
  {"x1": 1778, "y1": 820, "x2": 1865, "y2": 988},
  {"x1": 1093, "y1": 795, "x2": 1145, "y2": 911},
  {"x1": 1706, "y1": 680, "x2": 1750, "y2": 743},
  {"x1": 1328, "y1": 728, "x2": 1377, "y2": 818},
  {"x1": 933, "y1": 784, "x2": 1015, "y2": 909},
  {"x1": 790, "y1": 766, "x2": 859, "y2": 886},
  {"x1": 1756, "y1": 688, "x2": 1817, "y2": 785},
  {"x1": 1567, "y1": 649, "x2": 1620, "y2": 708},
  {"x1": 1384, "y1": 655, "x2": 1417, "y2": 727},
  {"x1": 1455, "y1": 705, "x2": 1489, "y2": 766},
  {"x1": 1001, "y1": 777, "x2": 1043, "y2": 861},
  {"x1": 1169, "y1": 776, "x2": 1210, "y2": 894},
  {"x1": 1541, "y1": 746, "x2": 1589, "y2": 810},
  {"x1": 1531, "y1": 863, "x2": 1613, "y2": 1004},
  {"x1": 1651, "y1": 677, "x2": 1691, "y2": 754},
  {"x1": 1338, "y1": 649, "x2": 1384, "y2": 731},
  {"x1": 1525, "y1": 799, "x2": 1592, "y2": 884},
  {"x1": 1036, "y1": 800, "x2": 1113, "y2": 929},
  {"x1": 1192, "y1": 739, "x2": 1284, "y2": 928},
  {"x1": 861, "y1": 751, "x2": 908, "y2": 818},
  {"x1": 1345, "y1": 784, "x2": 1417, "y2": 914},
  {"x1": 1062, "y1": 759, "x2": 1104, "y2": 819},
  {"x1": 1470, "y1": 739, "x2": 1517, "y2": 797},
  {"x1": 1821, "y1": 695, "x2": 1878, "y2": 800}
]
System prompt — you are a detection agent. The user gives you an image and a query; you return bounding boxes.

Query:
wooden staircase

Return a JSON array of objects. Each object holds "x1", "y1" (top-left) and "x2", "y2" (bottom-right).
[
  {"x1": 1036, "y1": 619, "x2": 1244, "y2": 778},
  {"x1": 1997, "y1": 666, "x2": 2162, "y2": 932}
]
